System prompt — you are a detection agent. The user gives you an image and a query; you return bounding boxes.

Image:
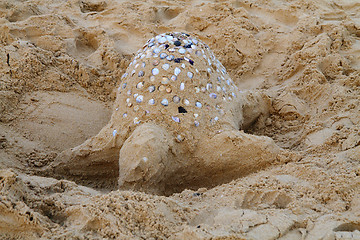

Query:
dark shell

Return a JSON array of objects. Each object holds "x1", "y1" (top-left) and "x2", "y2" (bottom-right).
[{"x1": 174, "y1": 40, "x2": 181, "y2": 46}]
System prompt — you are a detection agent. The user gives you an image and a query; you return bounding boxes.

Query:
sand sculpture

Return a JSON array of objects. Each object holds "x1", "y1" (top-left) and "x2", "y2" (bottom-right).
[{"x1": 48, "y1": 32, "x2": 291, "y2": 195}]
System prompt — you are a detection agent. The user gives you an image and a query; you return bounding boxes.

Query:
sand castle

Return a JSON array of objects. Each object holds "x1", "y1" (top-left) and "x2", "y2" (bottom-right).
[{"x1": 48, "y1": 32, "x2": 290, "y2": 195}]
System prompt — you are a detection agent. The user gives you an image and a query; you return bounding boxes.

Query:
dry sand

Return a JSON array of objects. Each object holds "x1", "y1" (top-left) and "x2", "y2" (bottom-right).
[{"x1": 0, "y1": 0, "x2": 359, "y2": 239}]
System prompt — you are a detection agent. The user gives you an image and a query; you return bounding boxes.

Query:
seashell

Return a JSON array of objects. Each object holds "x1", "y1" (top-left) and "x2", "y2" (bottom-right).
[
  {"x1": 166, "y1": 55, "x2": 174, "y2": 61},
  {"x1": 162, "y1": 63, "x2": 170, "y2": 70},
  {"x1": 159, "y1": 85, "x2": 166, "y2": 91},
  {"x1": 153, "y1": 48, "x2": 161, "y2": 54},
  {"x1": 162, "y1": 77, "x2": 169, "y2": 84},
  {"x1": 176, "y1": 134, "x2": 184, "y2": 142},
  {"x1": 180, "y1": 82, "x2": 185, "y2": 91},
  {"x1": 148, "y1": 85, "x2": 155, "y2": 92},
  {"x1": 136, "y1": 82, "x2": 144, "y2": 89},
  {"x1": 209, "y1": 93, "x2": 217, "y2": 99},
  {"x1": 133, "y1": 117, "x2": 141, "y2": 124},
  {"x1": 160, "y1": 52, "x2": 167, "y2": 59},
  {"x1": 158, "y1": 37, "x2": 167, "y2": 44},
  {"x1": 173, "y1": 95, "x2": 180, "y2": 103},
  {"x1": 136, "y1": 95, "x2": 143, "y2": 103},
  {"x1": 171, "y1": 75, "x2": 177, "y2": 81},
  {"x1": 161, "y1": 99, "x2": 169, "y2": 106},
  {"x1": 172, "y1": 116, "x2": 180, "y2": 123},
  {"x1": 174, "y1": 67, "x2": 181, "y2": 76},
  {"x1": 194, "y1": 120, "x2": 199, "y2": 127},
  {"x1": 152, "y1": 68, "x2": 159, "y2": 75}
]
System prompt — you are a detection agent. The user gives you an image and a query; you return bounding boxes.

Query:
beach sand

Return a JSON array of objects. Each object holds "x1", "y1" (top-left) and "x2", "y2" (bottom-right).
[{"x1": 0, "y1": 0, "x2": 359, "y2": 239}]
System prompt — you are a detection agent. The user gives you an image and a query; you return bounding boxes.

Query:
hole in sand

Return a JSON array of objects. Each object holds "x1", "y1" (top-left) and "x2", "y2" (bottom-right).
[{"x1": 178, "y1": 106, "x2": 187, "y2": 113}]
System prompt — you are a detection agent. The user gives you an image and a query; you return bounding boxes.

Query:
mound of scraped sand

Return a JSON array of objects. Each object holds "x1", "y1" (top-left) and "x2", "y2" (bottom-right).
[{"x1": 0, "y1": 0, "x2": 359, "y2": 239}]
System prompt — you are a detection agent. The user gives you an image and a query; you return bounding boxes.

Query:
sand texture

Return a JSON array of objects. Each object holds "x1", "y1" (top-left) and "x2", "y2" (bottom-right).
[{"x1": 0, "y1": 0, "x2": 360, "y2": 239}]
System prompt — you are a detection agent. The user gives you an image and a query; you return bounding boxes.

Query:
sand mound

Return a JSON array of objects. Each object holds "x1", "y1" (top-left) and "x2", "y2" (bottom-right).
[{"x1": 0, "y1": 0, "x2": 359, "y2": 239}]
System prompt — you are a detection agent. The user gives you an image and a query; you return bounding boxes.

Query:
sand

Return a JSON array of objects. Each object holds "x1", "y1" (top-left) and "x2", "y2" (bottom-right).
[{"x1": 0, "y1": 0, "x2": 359, "y2": 239}]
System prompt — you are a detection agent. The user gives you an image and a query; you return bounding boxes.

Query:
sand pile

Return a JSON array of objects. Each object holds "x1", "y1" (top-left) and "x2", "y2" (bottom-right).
[{"x1": 0, "y1": 0, "x2": 359, "y2": 239}]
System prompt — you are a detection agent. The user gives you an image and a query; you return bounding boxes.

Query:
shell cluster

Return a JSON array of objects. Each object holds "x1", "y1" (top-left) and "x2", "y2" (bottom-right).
[{"x1": 114, "y1": 32, "x2": 240, "y2": 139}]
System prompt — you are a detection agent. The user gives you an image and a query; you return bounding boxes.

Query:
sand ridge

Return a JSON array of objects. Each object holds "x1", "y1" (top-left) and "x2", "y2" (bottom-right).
[{"x1": 0, "y1": 0, "x2": 359, "y2": 239}]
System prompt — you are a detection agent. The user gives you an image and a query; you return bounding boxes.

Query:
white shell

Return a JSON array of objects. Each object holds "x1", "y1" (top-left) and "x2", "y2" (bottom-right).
[
  {"x1": 171, "y1": 75, "x2": 177, "y2": 81},
  {"x1": 209, "y1": 93, "x2": 217, "y2": 99},
  {"x1": 173, "y1": 95, "x2": 180, "y2": 103},
  {"x1": 152, "y1": 68, "x2": 159, "y2": 75},
  {"x1": 136, "y1": 82, "x2": 144, "y2": 89},
  {"x1": 149, "y1": 86, "x2": 155, "y2": 92},
  {"x1": 172, "y1": 116, "x2": 180, "y2": 122},
  {"x1": 174, "y1": 67, "x2": 181, "y2": 76},
  {"x1": 187, "y1": 72, "x2": 193, "y2": 79},
  {"x1": 180, "y1": 83, "x2": 185, "y2": 91},
  {"x1": 161, "y1": 99, "x2": 169, "y2": 106},
  {"x1": 134, "y1": 117, "x2": 141, "y2": 124},
  {"x1": 179, "y1": 48, "x2": 186, "y2": 54},
  {"x1": 136, "y1": 95, "x2": 143, "y2": 103},
  {"x1": 153, "y1": 48, "x2": 161, "y2": 54},
  {"x1": 158, "y1": 36, "x2": 167, "y2": 43},
  {"x1": 162, "y1": 63, "x2": 170, "y2": 70}
]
